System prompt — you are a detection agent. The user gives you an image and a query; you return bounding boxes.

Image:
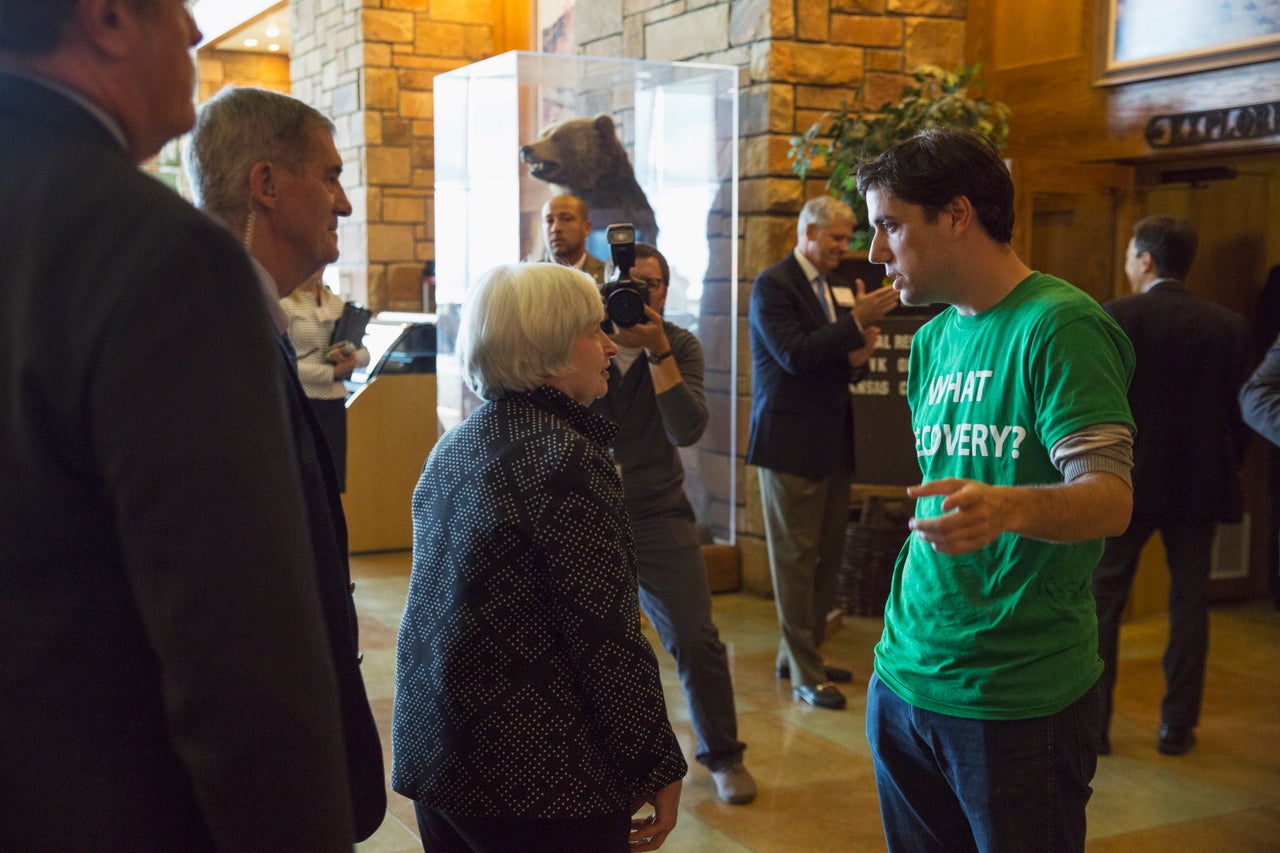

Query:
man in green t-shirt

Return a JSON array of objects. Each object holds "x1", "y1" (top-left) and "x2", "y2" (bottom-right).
[{"x1": 855, "y1": 128, "x2": 1136, "y2": 852}]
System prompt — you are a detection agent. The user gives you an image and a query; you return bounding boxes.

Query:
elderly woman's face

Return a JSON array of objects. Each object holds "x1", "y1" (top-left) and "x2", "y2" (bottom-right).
[{"x1": 546, "y1": 321, "x2": 617, "y2": 406}]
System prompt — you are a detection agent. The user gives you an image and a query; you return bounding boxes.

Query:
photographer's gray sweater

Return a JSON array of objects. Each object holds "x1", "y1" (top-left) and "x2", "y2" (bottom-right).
[{"x1": 591, "y1": 321, "x2": 708, "y2": 535}]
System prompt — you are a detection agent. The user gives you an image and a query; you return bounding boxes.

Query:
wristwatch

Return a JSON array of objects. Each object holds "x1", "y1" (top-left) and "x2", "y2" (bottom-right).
[{"x1": 647, "y1": 348, "x2": 674, "y2": 365}]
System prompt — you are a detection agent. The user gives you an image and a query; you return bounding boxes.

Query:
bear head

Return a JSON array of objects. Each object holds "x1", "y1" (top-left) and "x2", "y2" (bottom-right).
[{"x1": 519, "y1": 114, "x2": 632, "y2": 193}]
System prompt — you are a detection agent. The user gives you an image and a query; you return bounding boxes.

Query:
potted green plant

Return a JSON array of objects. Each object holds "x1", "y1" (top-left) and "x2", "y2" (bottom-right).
[{"x1": 790, "y1": 64, "x2": 1011, "y2": 250}]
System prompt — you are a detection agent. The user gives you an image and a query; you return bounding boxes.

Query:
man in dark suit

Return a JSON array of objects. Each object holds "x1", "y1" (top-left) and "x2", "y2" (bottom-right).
[
  {"x1": 536, "y1": 193, "x2": 608, "y2": 283},
  {"x1": 0, "y1": 2, "x2": 355, "y2": 849},
  {"x1": 747, "y1": 196, "x2": 900, "y2": 710},
  {"x1": 1094, "y1": 215, "x2": 1249, "y2": 756},
  {"x1": 187, "y1": 86, "x2": 386, "y2": 840}
]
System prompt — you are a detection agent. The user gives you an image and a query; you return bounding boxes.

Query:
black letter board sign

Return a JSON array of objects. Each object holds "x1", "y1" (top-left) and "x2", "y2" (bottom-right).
[
  {"x1": 834, "y1": 255, "x2": 942, "y2": 486},
  {"x1": 850, "y1": 310, "x2": 938, "y2": 485}
]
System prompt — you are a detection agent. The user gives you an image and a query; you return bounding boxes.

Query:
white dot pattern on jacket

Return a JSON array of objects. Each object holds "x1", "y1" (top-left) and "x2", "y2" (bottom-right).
[{"x1": 390, "y1": 385, "x2": 687, "y2": 817}]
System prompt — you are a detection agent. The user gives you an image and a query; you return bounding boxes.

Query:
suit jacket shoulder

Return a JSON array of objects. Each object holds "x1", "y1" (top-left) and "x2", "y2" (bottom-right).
[
  {"x1": 583, "y1": 252, "x2": 608, "y2": 283},
  {"x1": 1103, "y1": 281, "x2": 1247, "y2": 520}
]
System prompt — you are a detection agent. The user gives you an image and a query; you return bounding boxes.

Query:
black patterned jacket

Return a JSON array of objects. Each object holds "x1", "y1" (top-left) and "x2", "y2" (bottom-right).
[{"x1": 391, "y1": 386, "x2": 687, "y2": 817}]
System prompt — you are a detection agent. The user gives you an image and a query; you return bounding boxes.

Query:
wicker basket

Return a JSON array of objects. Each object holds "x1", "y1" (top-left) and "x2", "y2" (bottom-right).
[{"x1": 839, "y1": 495, "x2": 910, "y2": 617}]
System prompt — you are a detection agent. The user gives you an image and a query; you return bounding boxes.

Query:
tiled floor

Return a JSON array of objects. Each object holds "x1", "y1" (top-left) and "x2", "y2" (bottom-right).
[{"x1": 350, "y1": 550, "x2": 1280, "y2": 852}]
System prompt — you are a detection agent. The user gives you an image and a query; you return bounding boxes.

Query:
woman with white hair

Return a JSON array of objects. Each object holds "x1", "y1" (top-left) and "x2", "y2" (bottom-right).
[{"x1": 391, "y1": 263, "x2": 687, "y2": 852}]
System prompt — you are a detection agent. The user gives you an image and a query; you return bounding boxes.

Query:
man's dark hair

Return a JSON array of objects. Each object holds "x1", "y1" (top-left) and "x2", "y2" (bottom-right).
[
  {"x1": 634, "y1": 243, "x2": 669, "y2": 286},
  {"x1": 855, "y1": 127, "x2": 1015, "y2": 244},
  {"x1": 1132, "y1": 215, "x2": 1197, "y2": 280},
  {"x1": 0, "y1": 0, "x2": 156, "y2": 53}
]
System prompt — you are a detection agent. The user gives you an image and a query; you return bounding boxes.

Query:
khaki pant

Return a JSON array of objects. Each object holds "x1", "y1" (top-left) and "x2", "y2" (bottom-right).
[{"x1": 757, "y1": 462, "x2": 850, "y2": 687}]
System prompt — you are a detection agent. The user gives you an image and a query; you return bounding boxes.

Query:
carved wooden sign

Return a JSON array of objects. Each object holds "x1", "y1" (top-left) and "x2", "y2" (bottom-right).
[{"x1": 1145, "y1": 101, "x2": 1280, "y2": 148}]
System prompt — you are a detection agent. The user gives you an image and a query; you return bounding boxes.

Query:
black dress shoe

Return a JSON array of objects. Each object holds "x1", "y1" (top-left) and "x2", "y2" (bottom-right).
[
  {"x1": 793, "y1": 683, "x2": 847, "y2": 710},
  {"x1": 1158, "y1": 724, "x2": 1196, "y2": 756},
  {"x1": 776, "y1": 664, "x2": 854, "y2": 684}
]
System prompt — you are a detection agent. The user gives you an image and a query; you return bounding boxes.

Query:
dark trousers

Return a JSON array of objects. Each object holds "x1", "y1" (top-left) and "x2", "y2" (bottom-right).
[
  {"x1": 414, "y1": 803, "x2": 629, "y2": 853},
  {"x1": 307, "y1": 396, "x2": 347, "y2": 492},
  {"x1": 1268, "y1": 447, "x2": 1280, "y2": 609},
  {"x1": 634, "y1": 518, "x2": 745, "y2": 771},
  {"x1": 866, "y1": 674, "x2": 1098, "y2": 853},
  {"x1": 1092, "y1": 518, "x2": 1214, "y2": 734}
]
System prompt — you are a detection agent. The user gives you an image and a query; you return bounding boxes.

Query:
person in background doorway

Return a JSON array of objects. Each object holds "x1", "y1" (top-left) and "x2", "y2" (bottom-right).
[
  {"x1": 282, "y1": 269, "x2": 370, "y2": 491},
  {"x1": 1093, "y1": 215, "x2": 1249, "y2": 758}
]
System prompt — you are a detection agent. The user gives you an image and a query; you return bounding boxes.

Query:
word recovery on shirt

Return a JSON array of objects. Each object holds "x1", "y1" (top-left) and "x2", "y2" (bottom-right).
[{"x1": 915, "y1": 369, "x2": 1027, "y2": 459}]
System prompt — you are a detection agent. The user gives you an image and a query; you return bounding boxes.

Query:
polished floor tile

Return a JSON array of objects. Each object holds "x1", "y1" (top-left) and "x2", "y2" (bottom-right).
[{"x1": 351, "y1": 551, "x2": 1280, "y2": 852}]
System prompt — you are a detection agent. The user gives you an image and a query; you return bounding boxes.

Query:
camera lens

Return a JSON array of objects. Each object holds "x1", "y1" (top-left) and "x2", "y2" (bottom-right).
[{"x1": 607, "y1": 286, "x2": 647, "y2": 327}]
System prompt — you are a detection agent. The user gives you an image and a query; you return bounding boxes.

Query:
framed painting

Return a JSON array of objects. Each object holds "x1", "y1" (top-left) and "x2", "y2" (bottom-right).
[{"x1": 1098, "y1": 0, "x2": 1280, "y2": 84}]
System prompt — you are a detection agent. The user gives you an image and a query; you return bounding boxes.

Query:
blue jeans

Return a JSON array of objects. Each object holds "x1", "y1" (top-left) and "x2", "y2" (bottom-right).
[{"x1": 866, "y1": 673, "x2": 1099, "y2": 852}]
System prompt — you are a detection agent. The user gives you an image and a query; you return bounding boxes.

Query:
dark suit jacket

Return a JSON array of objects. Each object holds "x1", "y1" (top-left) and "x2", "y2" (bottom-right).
[
  {"x1": 1105, "y1": 280, "x2": 1248, "y2": 523},
  {"x1": 1241, "y1": 331, "x2": 1280, "y2": 447},
  {"x1": 275, "y1": 335, "x2": 386, "y2": 841},
  {"x1": 0, "y1": 71, "x2": 355, "y2": 849},
  {"x1": 747, "y1": 252, "x2": 869, "y2": 479},
  {"x1": 392, "y1": 387, "x2": 688, "y2": 816},
  {"x1": 533, "y1": 250, "x2": 608, "y2": 284}
]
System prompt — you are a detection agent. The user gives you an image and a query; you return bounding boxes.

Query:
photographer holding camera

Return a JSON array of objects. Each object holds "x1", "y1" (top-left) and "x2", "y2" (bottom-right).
[{"x1": 591, "y1": 238, "x2": 757, "y2": 806}]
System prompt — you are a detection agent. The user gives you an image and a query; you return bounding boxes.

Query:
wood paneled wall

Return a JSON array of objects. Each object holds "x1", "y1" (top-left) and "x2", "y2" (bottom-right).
[{"x1": 968, "y1": 0, "x2": 1280, "y2": 164}]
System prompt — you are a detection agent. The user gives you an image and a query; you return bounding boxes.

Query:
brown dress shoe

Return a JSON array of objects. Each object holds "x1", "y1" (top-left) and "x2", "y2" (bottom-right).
[{"x1": 711, "y1": 763, "x2": 757, "y2": 805}]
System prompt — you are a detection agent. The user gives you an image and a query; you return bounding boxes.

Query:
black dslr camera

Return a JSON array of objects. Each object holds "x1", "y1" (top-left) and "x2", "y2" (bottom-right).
[{"x1": 600, "y1": 223, "x2": 649, "y2": 328}]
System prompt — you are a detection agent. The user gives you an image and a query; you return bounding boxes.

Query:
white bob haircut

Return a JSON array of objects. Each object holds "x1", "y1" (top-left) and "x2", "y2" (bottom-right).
[
  {"x1": 797, "y1": 195, "x2": 855, "y2": 239},
  {"x1": 459, "y1": 263, "x2": 605, "y2": 400}
]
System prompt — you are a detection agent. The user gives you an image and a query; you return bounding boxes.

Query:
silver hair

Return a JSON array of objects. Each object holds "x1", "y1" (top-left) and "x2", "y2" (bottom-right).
[
  {"x1": 459, "y1": 263, "x2": 606, "y2": 400},
  {"x1": 184, "y1": 86, "x2": 334, "y2": 227},
  {"x1": 797, "y1": 195, "x2": 854, "y2": 240}
]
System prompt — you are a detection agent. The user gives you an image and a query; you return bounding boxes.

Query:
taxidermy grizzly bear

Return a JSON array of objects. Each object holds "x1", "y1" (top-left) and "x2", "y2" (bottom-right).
[{"x1": 520, "y1": 113, "x2": 659, "y2": 245}]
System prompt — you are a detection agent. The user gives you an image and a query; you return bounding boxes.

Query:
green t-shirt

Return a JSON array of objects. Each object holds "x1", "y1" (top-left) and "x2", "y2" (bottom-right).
[{"x1": 874, "y1": 272, "x2": 1135, "y2": 720}]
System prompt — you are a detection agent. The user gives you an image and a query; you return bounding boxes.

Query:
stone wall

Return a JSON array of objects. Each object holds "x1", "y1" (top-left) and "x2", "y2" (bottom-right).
[
  {"x1": 575, "y1": 0, "x2": 966, "y2": 594},
  {"x1": 278, "y1": 0, "x2": 965, "y2": 592},
  {"x1": 291, "y1": 0, "x2": 497, "y2": 309},
  {"x1": 186, "y1": 50, "x2": 291, "y2": 197},
  {"x1": 197, "y1": 49, "x2": 291, "y2": 103}
]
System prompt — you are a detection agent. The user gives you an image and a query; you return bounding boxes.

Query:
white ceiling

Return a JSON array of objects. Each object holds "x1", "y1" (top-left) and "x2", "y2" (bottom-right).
[{"x1": 194, "y1": 0, "x2": 292, "y2": 56}]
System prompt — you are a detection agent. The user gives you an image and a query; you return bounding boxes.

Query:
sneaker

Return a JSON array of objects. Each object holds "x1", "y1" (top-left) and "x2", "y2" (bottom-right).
[{"x1": 711, "y1": 763, "x2": 757, "y2": 805}]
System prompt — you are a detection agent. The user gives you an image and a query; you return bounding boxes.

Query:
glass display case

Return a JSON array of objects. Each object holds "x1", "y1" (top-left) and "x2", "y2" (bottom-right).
[
  {"x1": 349, "y1": 312, "x2": 437, "y2": 388},
  {"x1": 433, "y1": 51, "x2": 739, "y2": 542}
]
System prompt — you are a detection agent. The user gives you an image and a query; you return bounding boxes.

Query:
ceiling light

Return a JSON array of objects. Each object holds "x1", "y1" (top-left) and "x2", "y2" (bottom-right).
[
  {"x1": 265, "y1": 25, "x2": 280, "y2": 38},
  {"x1": 268, "y1": 43, "x2": 281, "y2": 52},
  {"x1": 243, "y1": 38, "x2": 258, "y2": 47}
]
